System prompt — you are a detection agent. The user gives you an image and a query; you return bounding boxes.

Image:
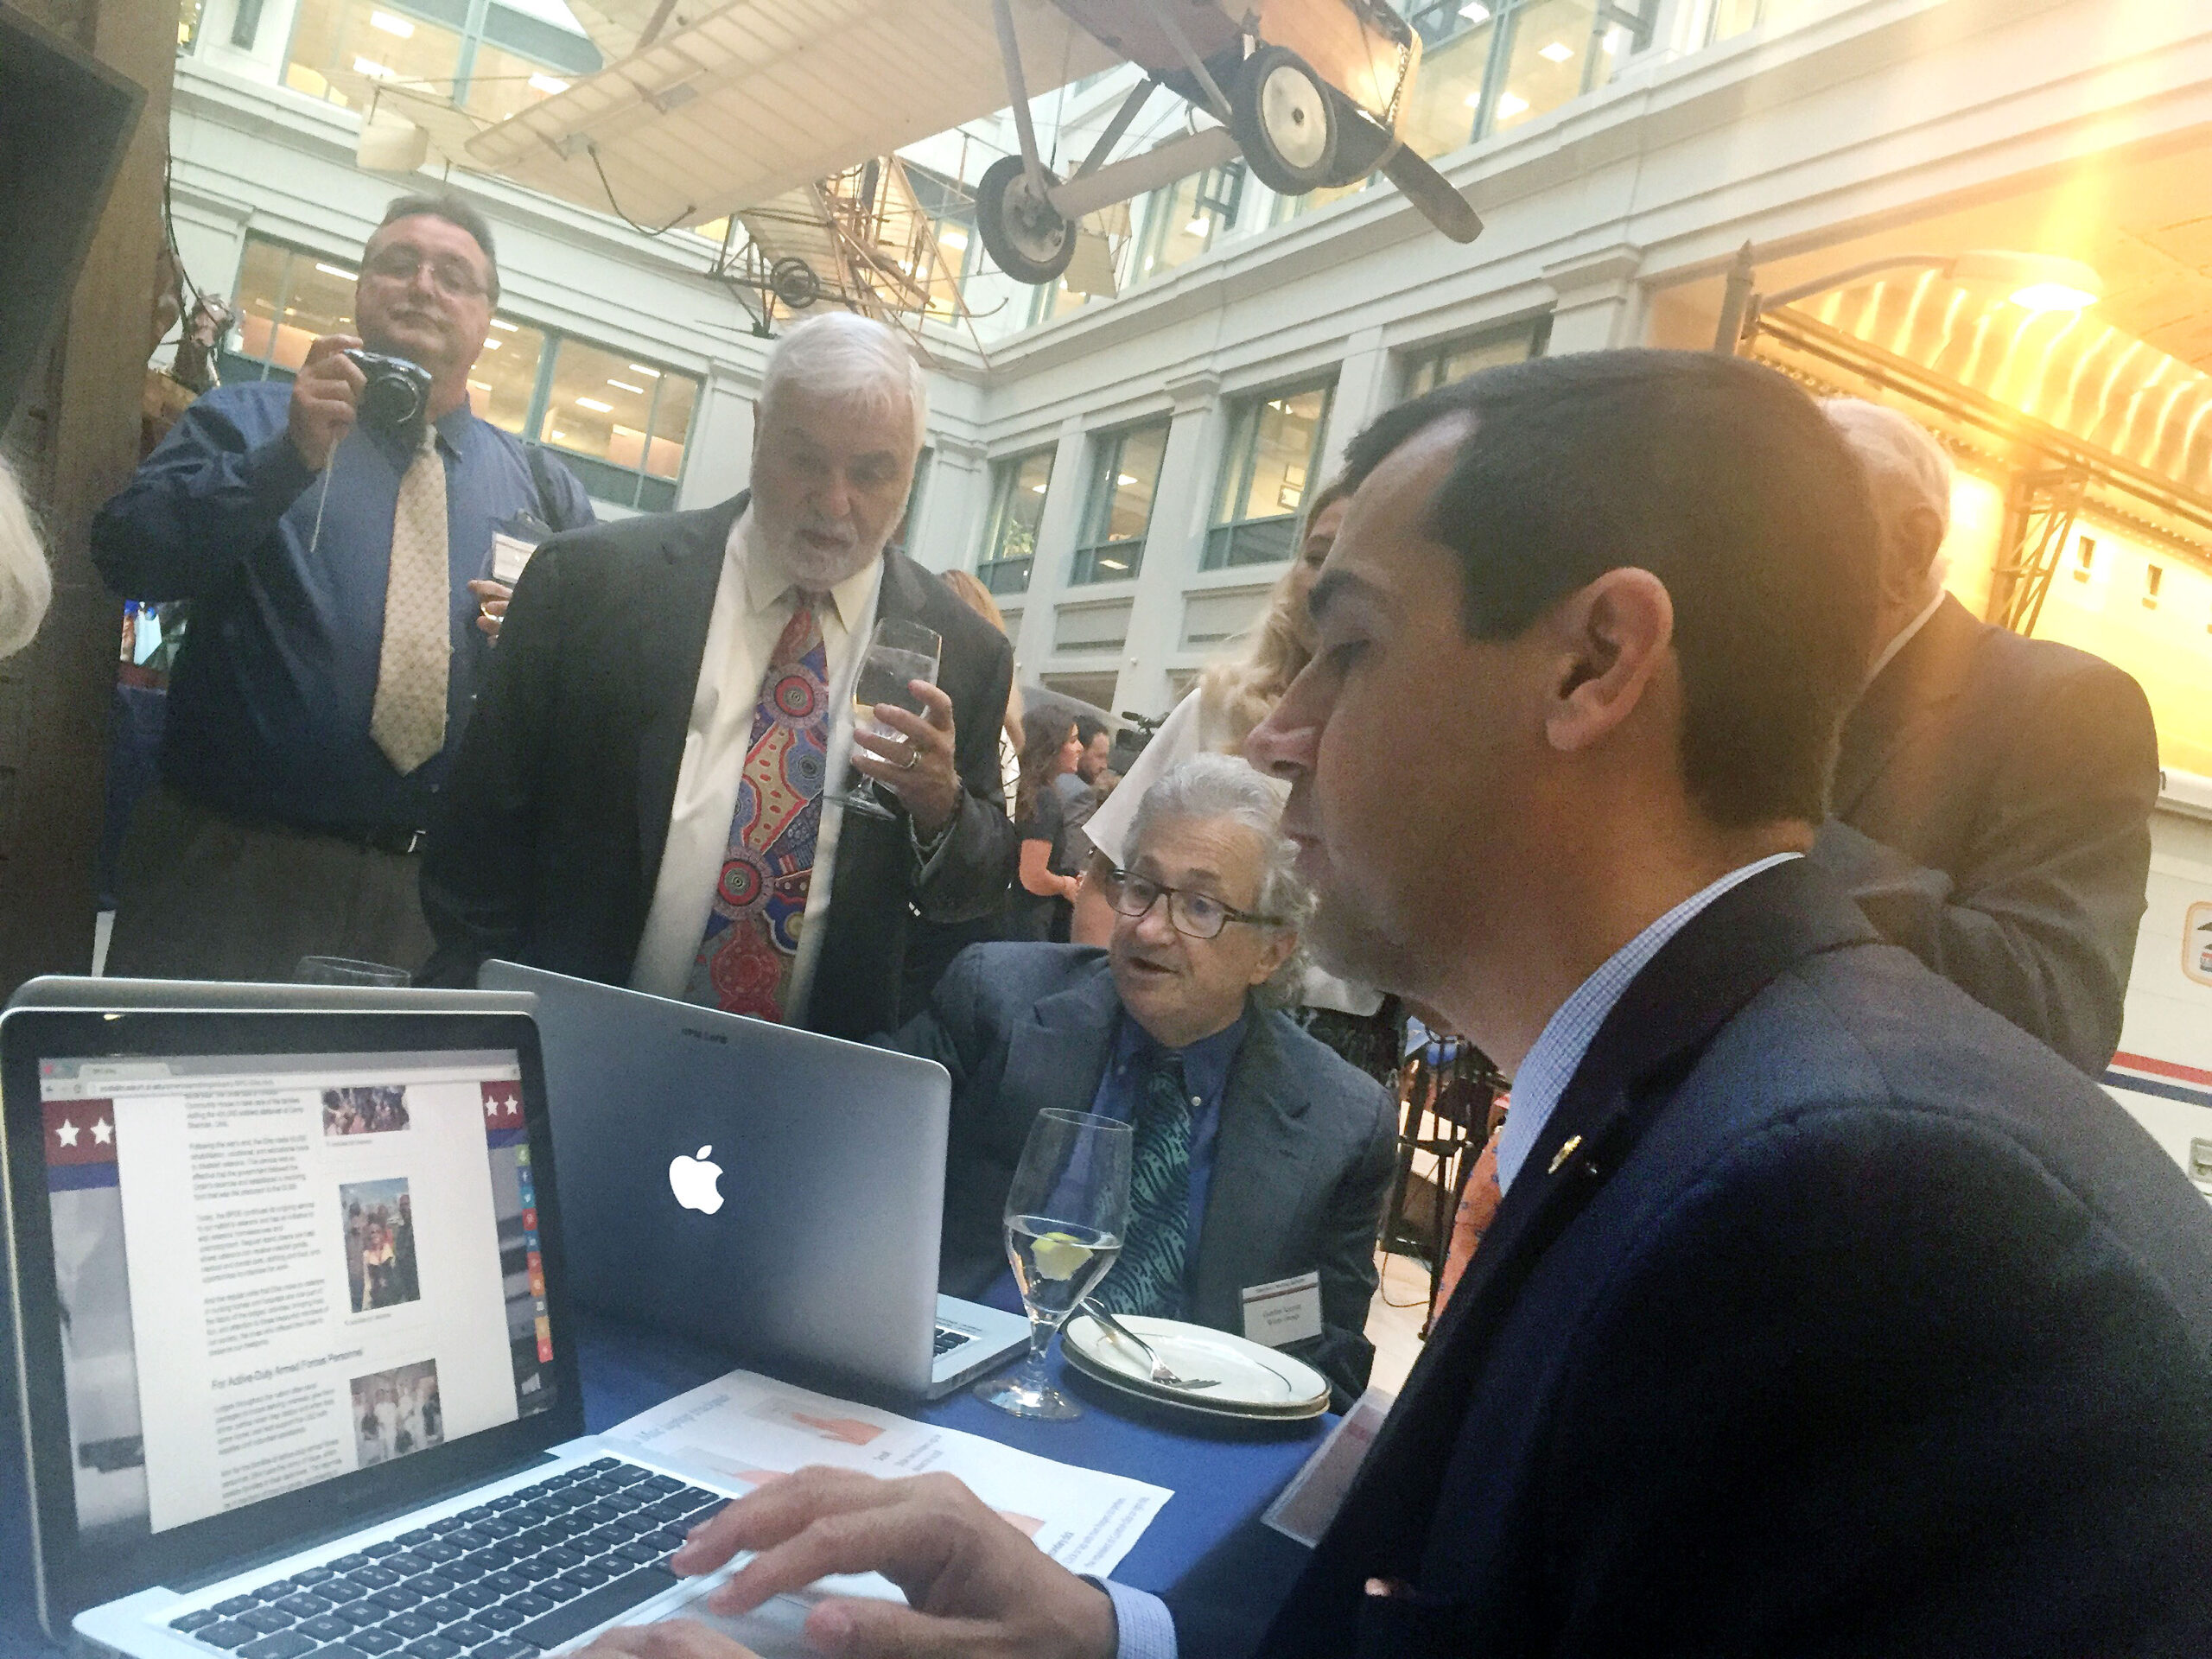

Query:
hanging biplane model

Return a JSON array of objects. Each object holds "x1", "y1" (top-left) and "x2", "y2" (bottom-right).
[{"x1": 356, "y1": 0, "x2": 1480, "y2": 303}]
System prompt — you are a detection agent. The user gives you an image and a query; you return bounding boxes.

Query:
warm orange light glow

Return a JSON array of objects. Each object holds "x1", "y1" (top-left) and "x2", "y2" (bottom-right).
[{"x1": 2010, "y1": 282, "x2": 2099, "y2": 313}]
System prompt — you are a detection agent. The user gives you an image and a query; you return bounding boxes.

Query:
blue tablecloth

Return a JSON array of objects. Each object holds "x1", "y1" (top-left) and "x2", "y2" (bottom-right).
[{"x1": 4, "y1": 1312, "x2": 1325, "y2": 1657}]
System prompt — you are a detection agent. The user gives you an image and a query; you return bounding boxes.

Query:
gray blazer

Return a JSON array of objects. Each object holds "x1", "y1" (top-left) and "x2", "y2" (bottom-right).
[{"x1": 882, "y1": 943, "x2": 1398, "y2": 1404}]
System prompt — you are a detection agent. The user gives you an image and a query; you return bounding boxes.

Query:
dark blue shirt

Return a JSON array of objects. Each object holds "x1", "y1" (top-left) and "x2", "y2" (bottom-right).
[{"x1": 91, "y1": 383, "x2": 594, "y2": 830}]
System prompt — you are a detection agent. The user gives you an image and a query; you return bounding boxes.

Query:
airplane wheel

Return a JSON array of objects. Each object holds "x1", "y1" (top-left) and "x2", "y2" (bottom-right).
[
  {"x1": 768, "y1": 257, "x2": 820, "y2": 309},
  {"x1": 1325, "y1": 100, "x2": 1393, "y2": 188},
  {"x1": 976, "y1": 155, "x2": 1076, "y2": 286},
  {"x1": 1231, "y1": 45, "x2": 1338, "y2": 197}
]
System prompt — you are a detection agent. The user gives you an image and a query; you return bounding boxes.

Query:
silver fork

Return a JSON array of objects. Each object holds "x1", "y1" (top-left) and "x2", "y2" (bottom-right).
[{"x1": 1079, "y1": 1299, "x2": 1220, "y2": 1390}]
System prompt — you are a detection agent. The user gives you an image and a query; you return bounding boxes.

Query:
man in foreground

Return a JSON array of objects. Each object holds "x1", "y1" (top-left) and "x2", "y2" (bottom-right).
[
  {"x1": 1809, "y1": 397, "x2": 2159, "y2": 1075},
  {"x1": 93, "y1": 193, "x2": 591, "y2": 977},
  {"x1": 579, "y1": 353, "x2": 2212, "y2": 1657},
  {"x1": 422, "y1": 315, "x2": 1015, "y2": 1039},
  {"x1": 886, "y1": 753, "x2": 1395, "y2": 1405}
]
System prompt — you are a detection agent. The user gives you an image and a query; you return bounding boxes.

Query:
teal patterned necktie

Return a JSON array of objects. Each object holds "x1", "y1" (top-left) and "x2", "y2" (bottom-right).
[{"x1": 1095, "y1": 1052, "x2": 1193, "y2": 1319}]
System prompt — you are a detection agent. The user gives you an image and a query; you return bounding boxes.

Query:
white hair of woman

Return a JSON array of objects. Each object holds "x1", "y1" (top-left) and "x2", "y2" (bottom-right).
[
  {"x1": 759, "y1": 312, "x2": 930, "y2": 459},
  {"x1": 1126, "y1": 753, "x2": 1311, "y2": 1004},
  {"x1": 0, "y1": 454, "x2": 53, "y2": 662}
]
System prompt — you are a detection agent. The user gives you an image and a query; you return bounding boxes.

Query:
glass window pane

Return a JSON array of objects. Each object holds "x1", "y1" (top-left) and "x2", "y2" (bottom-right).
[
  {"x1": 463, "y1": 39, "x2": 574, "y2": 123},
  {"x1": 256, "y1": 247, "x2": 359, "y2": 372},
  {"x1": 1101, "y1": 422, "x2": 1167, "y2": 543},
  {"x1": 1237, "y1": 387, "x2": 1329, "y2": 523},
  {"x1": 538, "y1": 339, "x2": 658, "y2": 472},
  {"x1": 1399, "y1": 12, "x2": 1495, "y2": 159},
  {"x1": 1491, "y1": 0, "x2": 1600, "y2": 133},
  {"x1": 231, "y1": 239, "x2": 291, "y2": 365},
  {"x1": 992, "y1": 450, "x2": 1053, "y2": 562},
  {"x1": 1404, "y1": 322, "x2": 1541, "y2": 397},
  {"x1": 645, "y1": 367, "x2": 700, "y2": 480},
  {"x1": 285, "y1": 0, "x2": 466, "y2": 109},
  {"x1": 466, "y1": 317, "x2": 545, "y2": 435}
]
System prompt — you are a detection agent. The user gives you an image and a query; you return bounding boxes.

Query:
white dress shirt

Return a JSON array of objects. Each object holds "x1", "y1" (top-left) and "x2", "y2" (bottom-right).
[{"x1": 628, "y1": 509, "x2": 881, "y2": 1014}]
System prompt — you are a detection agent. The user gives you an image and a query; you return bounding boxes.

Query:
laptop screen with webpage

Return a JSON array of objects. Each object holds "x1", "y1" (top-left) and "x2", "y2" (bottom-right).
[{"x1": 30, "y1": 1046, "x2": 558, "y2": 1552}]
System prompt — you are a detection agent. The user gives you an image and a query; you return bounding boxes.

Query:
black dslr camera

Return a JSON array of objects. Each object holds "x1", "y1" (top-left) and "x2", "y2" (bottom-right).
[{"x1": 344, "y1": 349, "x2": 434, "y2": 431}]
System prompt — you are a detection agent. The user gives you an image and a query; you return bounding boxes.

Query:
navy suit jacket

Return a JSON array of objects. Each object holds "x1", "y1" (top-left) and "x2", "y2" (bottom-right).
[
  {"x1": 1808, "y1": 594, "x2": 2158, "y2": 1075},
  {"x1": 882, "y1": 944, "x2": 1398, "y2": 1405},
  {"x1": 1217, "y1": 859, "x2": 2212, "y2": 1659}
]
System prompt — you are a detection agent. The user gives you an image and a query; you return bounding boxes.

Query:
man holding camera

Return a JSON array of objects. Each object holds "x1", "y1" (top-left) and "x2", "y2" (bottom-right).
[{"x1": 92, "y1": 192, "x2": 591, "y2": 981}]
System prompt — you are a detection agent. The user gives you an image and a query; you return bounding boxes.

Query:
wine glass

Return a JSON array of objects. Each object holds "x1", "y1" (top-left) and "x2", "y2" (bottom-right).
[
  {"x1": 978, "y1": 1108, "x2": 1133, "y2": 1420},
  {"x1": 831, "y1": 618, "x2": 943, "y2": 822}
]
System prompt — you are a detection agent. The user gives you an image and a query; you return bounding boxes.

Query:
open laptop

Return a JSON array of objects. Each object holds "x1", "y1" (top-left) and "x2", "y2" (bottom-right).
[
  {"x1": 474, "y1": 963, "x2": 1027, "y2": 1400},
  {"x1": 1, "y1": 1002, "x2": 805, "y2": 1655},
  {"x1": 8, "y1": 976, "x2": 539, "y2": 1015}
]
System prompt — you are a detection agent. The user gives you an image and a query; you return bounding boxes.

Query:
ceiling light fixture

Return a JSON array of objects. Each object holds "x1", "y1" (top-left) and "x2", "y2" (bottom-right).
[
  {"x1": 608, "y1": 379, "x2": 646, "y2": 395},
  {"x1": 315, "y1": 263, "x2": 358, "y2": 281},
  {"x1": 481, "y1": 338, "x2": 502, "y2": 349},
  {"x1": 528, "y1": 73, "x2": 570, "y2": 95},
  {"x1": 1495, "y1": 92, "x2": 1529, "y2": 117},
  {"x1": 940, "y1": 228, "x2": 969, "y2": 249},
  {"x1": 1459, "y1": 3, "x2": 1491, "y2": 22},
  {"x1": 627, "y1": 363, "x2": 661, "y2": 377},
  {"x1": 1538, "y1": 41, "x2": 1573, "y2": 62},
  {"x1": 369, "y1": 10, "x2": 414, "y2": 38},
  {"x1": 491, "y1": 318, "x2": 519, "y2": 332},
  {"x1": 352, "y1": 56, "x2": 392, "y2": 79},
  {"x1": 576, "y1": 397, "x2": 613, "y2": 412}
]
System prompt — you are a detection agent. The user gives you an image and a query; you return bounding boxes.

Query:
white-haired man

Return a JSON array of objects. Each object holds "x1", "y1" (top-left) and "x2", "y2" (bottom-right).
[
  {"x1": 1808, "y1": 397, "x2": 2158, "y2": 1074},
  {"x1": 423, "y1": 315, "x2": 1017, "y2": 1039},
  {"x1": 882, "y1": 753, "x2": 1395, "y2": 1406}
]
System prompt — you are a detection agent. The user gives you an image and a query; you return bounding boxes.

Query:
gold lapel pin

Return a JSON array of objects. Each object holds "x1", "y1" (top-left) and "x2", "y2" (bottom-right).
[{"x1": 1548, "y1": 1135, "x2": 1584, "y2": 1176}]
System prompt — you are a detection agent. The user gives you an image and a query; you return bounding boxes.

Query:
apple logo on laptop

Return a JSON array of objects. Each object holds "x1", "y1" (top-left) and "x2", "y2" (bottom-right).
[{"x1": 668, "y1": 1145, "x2": 724, "y2": 1215}]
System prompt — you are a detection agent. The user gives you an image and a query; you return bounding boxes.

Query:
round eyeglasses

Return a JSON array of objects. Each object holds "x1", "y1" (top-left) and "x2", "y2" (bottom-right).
[{"x1": 1105, "y1": 868, "x2": 1287, "y2": 941}]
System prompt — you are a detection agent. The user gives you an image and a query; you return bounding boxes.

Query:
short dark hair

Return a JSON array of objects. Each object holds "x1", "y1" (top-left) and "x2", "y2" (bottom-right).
[
  {"x1": 372, "y1": 192, "x2": 501, "y2": 302},
  {"x1": 1074, "y1": 711, "x2": 1109, "y2": 747},
  {"x1": 1341, "y1": 350, "x2": 1878, "y2": 827}
]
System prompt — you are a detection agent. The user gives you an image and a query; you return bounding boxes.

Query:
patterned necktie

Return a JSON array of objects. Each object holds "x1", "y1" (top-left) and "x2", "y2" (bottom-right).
[
  {"x1": 370, "y1": 424, "x2": 451, "y2": 775},
  {"x1": 686, "y1": 592, "x2": 830, "y2": 1021},
  {"x1": 1094, "y1": 1052, "x2": 1194, "y2": 1319}
]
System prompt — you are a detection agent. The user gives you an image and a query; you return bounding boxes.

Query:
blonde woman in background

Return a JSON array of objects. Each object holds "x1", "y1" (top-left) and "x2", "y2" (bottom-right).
[
  {"x1": 0, "y1": 454, "x2": 54, "y2": 662},
  {"x1": 1075, "y1": 476, "x2": 1353, "y2": 938}
]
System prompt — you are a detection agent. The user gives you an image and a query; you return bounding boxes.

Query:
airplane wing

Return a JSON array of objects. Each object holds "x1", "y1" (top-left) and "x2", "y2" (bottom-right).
[{"x1": 462, "y1": 0, "x2": 1119, "y2": 230}]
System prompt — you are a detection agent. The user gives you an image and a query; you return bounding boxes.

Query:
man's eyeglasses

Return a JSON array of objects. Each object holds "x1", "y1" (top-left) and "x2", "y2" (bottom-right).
[
  {"x1": 1105, "y1": 868, "x2": 1287, "y2": 941},
  {"x1": 362, "y1": 248, "x2": 489, "y2": 301}
]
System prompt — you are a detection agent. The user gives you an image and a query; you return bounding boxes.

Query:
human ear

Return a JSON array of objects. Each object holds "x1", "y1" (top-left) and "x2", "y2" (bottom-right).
[
  {"x1": 1541, "y1": 569, "x2": 1673, "y2": 756},
  {"x1": 1248, "y1": 928, "x2": 1299, "y2": 987}
]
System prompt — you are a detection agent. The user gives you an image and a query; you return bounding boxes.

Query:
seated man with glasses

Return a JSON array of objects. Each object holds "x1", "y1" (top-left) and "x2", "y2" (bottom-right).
[
  {"x1": 92, "y1": 191, "x2": 592, "y2": 980},
  {"x1": 880, "y1": 753, "x2": 1396, "y2": 1404}
]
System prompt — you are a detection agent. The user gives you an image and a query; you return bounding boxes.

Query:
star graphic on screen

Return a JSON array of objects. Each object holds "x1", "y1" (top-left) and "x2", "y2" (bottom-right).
[
  {"x1": 54, "y1": 1119, "x2": 79, "y2": 1147},
  {"x1": 485, "y1": 1097, "x2": 499, "y2": 1121},
  {"x1": 91, "y1": 1118, "x2": 114, "y2": 1145},
  {"x1": 502, "y1": 1091, "x2": 521, "y2": 1117}
]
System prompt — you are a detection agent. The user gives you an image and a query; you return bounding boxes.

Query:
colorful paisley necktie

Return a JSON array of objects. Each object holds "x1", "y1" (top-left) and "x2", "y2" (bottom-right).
[{"x1": 685, "y1": 591, "x2": 830, "y2": 1020}]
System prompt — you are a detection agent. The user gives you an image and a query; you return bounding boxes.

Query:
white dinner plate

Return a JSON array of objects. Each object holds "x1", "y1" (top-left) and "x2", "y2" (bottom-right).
[{"x1": 1063, "y1": 1313, "x2": 1332, "y2": 1420}]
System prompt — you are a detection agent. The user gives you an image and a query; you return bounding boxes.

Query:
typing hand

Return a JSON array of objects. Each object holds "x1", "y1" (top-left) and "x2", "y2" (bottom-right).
[
  {"x1": 673, "y1": 1465, "x2": 1117, "y2": 1659},
  {"x1": 467, "y1": 578, "x2": 512, "y2": 640},
  {"x1": 289, "y1": 334, "x2": 365, "y2": 471},
  {"x1": 848, "y1": 681, "x2": 962, "y2": 837}
]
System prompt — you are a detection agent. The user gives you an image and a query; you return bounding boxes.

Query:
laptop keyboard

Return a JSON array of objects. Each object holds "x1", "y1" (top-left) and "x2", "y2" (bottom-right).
[
  {"x1": 164, "y1": 1459, "x2": 729, "y2": 1659},
  {"x1": 931, "y1": 1324, "x2": 973, "y2": 1358}
]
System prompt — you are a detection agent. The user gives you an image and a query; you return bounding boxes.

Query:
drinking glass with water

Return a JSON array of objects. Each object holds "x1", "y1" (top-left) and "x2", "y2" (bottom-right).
[
  {"x1": 977, "y1": 1108, "x2": 1132, "y2": 1419},
  {"x1": 832, "y1": 618, "x2": 943, "y2": 823}
]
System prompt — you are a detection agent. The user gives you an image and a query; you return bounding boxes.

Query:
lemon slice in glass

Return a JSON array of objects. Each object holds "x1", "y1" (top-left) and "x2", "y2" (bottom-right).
[{"x1": 1031, "y1": 1231, "x2": 1094, "y2": 1280}]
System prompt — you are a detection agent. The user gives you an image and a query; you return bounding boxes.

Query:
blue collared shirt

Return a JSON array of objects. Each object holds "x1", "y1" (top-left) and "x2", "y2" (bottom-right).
[
  {"x1": 1494, "y1": 852, "x2": 1802, "y2": 1194},
  {"x1": 982, "y1": 1005, "x2": 1249, "y2": 1318},
  {"x1": 1099, "y1": 853, "x2": 1802, "y2": 1659},
  {"x1": 92, "y1": 382, "x2": 594, "y2": 830},
  {"x1": 1088, "y1": 1006, "x2": 1249, "y2": 1255}
]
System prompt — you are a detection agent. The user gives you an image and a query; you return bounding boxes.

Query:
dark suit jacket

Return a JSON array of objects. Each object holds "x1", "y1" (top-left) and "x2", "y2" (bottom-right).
[
  {"x1": 882, "y1": 944, "x2": 1398, "y2": 1405},
  {"x1": 1808, "y1": 594, "x2": 2158, "y2": 1075},
  {"x1": 1221, "y1": 859, "x2": 2212, "y2": 1659},
  {"x1": 418, "y1": 493, "x2": 1018, "y2": 1041}
]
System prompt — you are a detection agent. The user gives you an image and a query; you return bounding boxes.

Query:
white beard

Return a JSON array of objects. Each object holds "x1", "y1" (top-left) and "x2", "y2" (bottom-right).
[{"x1": 753, "y1": 512, "x2": 889, "y2": 591}]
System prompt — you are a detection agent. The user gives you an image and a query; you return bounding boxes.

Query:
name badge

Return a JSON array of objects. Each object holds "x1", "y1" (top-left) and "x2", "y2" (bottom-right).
[
  {"x1": 1241, "y1": 1269, "x2": 1323, "y2": 1347},
  {"x1": 491, "y1": 531, "x2": 538, "y2": 586}
]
